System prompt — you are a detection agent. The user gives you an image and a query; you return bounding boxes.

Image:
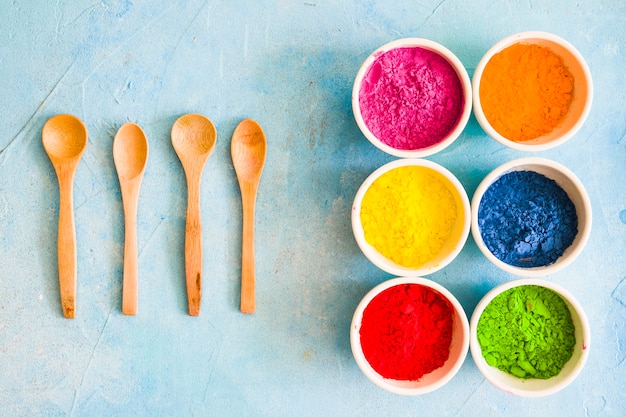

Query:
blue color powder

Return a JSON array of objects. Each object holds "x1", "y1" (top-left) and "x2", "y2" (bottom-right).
[{"x1": 477, "y1": 170, "x2": 578, "y2": 268}]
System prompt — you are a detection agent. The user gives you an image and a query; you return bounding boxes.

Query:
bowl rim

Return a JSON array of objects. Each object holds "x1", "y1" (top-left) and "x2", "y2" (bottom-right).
[
  {"x1": 352, "y1": 37, "x2": 472, "y2": 158},
  {"x1": 469, "y1": 278, "x2": 590, "y2": 397},
  {"x1": 472, "y1": 31, "x2": 593, "y2": 151},
  {"x1": 350, "y1": 276, "x2": 470, "y2": 395},
  {"x1": 470, "y1": 157, "x2": 592, "y2": 276},
  {"x1": 353, "y1": 158, "x2": 471, "y2": 276}
]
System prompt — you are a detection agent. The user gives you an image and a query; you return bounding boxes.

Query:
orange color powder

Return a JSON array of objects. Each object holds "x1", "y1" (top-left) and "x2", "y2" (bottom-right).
[{"x1": 479, "y1": 43, "x2": 574, "y2": 142}]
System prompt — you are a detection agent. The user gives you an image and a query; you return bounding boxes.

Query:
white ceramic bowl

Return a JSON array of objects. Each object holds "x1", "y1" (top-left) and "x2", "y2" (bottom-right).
[
  {"x1": 473, "y1": 31, "x2": 593, "y2": 151},
  {"x1": 351, "y1": 277, "x2": 470, "y2": 395},
  {"x1": 470, "y1": 278, "x2": 590, "y2": 397},
  {"x1": 352, "y1": 159, "x2": 470, "y2": 276},
  {"x1": 353, "y1": 38, "x2": 472, "y2": 158},
  {"x1": 471, "y1": 157, "x2": 591, "y2": 276}
]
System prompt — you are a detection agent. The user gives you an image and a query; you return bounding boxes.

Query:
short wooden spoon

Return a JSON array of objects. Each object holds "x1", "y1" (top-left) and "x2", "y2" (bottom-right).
[
  {"x1": 171, "y1": 114, "x2": 216, "y2": 316},
  {"x1": 231, "y1": 119, "x2": 267, "y2": 314},
  {"x1": 113, "y1": 122, "x2": 149, "y2": 316},
  {"x1": 42, "y1": 114, "x2": 88, "y2": 318}
]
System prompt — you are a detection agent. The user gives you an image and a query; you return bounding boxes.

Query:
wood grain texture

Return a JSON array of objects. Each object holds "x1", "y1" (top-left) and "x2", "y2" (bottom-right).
[
  {"x1": 113, "y1": 122, "x2": 149, "y2": 316},
  {"x1": 42, "y1": 114, "x2": 87, "y2": 319},
  {"x1": 171, "y1": 114, "x2": 216, "y2": 316},
  {"x1": 232, "y1": 119, "x2": 267, "y2": 314}
]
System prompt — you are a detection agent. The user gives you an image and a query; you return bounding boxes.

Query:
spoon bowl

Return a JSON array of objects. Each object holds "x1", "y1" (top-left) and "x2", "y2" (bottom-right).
[
  {"x1": 171, "y1": 114, "x2": 217, "y2": 316},
  {"x1": 232, "y1": 119, "x2": 267, "y2": 314},
  {"x1": 172, "y1": 115, "x2": 216, "y2": 162},
  {"x1": 42, "y1": 116, "x2": 87, "y2": 161},
  {"x1": 114, "y1": 123, "x2": 148, "y2": 179},
  {"x1": 113, "y1": 122, "x2": 149, "y2": 316},
  {"x1": 231, "y1": 121, "x2": 267, "y2": 183},
  {"x1": 42, "y1": 114, "x2": 88, "y2": 318}
]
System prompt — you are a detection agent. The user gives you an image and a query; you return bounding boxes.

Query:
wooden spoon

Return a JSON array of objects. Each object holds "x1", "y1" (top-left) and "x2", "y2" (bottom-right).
[
  {"x1": 113, "y1": 122, "x2": 149, "y2": 316},
  {"x1": 42, "y1": 114, "x2": 88, "y2": 318},
  {"x1": 171, "y1": 114, "x2": 216, "y2": 316},
  {"x1": 231, "y1": 119, "x2": 267, "y2": 314}
]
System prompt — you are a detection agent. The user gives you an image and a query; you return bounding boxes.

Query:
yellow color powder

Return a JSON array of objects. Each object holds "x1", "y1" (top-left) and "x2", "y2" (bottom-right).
[
  {"x1": 479, "y1": 43, "x2": 574, "y2": 142},
  {"x1": 360, "y1": 166, "x2": 458, "y2": 268}
]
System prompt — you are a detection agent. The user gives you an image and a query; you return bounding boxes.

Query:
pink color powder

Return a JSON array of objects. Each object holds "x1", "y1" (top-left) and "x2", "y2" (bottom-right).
[{"x1": 359, "y1": 47, "x2": 464, "y2": 150}]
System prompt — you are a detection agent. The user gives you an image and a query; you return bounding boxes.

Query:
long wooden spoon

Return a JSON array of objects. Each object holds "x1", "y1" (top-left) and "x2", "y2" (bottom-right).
[
  {"x1": 42, "y1": 114, "x2": 88, "y2": 318},
  {"x1": 231, "y1": 119, "x2": 267, "y2": 314},
  {"x1": 171, "y1": 114, "x2": 216, "y2": 316},
  {"x1": 113, "y1": 122, "x2": 149, "y2": 316}
]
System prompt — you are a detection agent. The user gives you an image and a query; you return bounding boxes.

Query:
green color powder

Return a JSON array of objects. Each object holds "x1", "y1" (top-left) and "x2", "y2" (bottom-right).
[{"x1": 476, "y1": 285, "x2": 576, "y2": 379}]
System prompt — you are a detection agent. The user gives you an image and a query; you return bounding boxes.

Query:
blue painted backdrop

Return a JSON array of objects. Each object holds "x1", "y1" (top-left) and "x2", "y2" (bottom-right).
[{"x1": 1, "y1": 1, "x2": 625, "y2": 415}]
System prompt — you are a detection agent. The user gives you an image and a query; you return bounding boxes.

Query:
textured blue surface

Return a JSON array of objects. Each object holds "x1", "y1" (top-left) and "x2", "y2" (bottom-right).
[{"x1": 1, "y1": 1, "x2": 625, "y2": 416}]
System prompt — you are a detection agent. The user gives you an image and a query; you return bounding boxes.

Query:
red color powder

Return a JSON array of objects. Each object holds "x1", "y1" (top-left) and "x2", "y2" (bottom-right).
[
  {"x1": 359, "y1": 47, "x2": 464, "y2": 150},
  {"x1": 359, "y1": 284, "x2": 454, "y2": 380}
]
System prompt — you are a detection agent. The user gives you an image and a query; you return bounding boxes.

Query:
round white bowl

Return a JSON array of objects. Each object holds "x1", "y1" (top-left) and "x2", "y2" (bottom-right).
[
  {"x1": 353, "y1": 38, "x2": 472, "y2": 158},
  {"x1": 469, "y1": 278, "x2": 590, "y2": 397},
  {"x1": 473, "y1": 31, "x2": 593, "y2": 151},
  {"x1": 351, "y1": 276, "x2": 470, "y2": 395},
  {"x1": 471, "y1": 157, "x2": 591, "y2": 276},
  {"x1": 352, "y1": 158, "x2": 471, "y2": 276}
]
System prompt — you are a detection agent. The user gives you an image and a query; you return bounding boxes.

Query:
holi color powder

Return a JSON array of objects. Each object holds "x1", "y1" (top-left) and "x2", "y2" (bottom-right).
[
  {"x1": 479, "y1": 43, "x2": 574, "y2": 142},
  {"x1": 476, "y1": 285, "x2": 576, "y2": 379},
  {"x1": 358, "y1": 46, "x2": 464, "y2": 150},
  {"x1": 360, "y1": 165, "x2": 458, "y2": 269},
  {"x1": 477, "y1": 170, "x2": 578, "y2": 268},
  {"x1": 359, "y1": 283, "x2": 454, "y2": 380}
]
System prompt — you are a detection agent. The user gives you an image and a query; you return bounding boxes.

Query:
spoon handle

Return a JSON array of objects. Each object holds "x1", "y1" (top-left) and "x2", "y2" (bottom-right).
[
  {"x1": 121, "y1": 182, "x2": 140, "y2": 315},
  {"x1": 185, "y1": 172, "x2": 203, "y2": 316},
  {"x1": 240, "y1": 182, "x2": 258, "y2": 314},
  {"x1": 57, "y1": 174, "x2": 77, "y2": 318}
]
